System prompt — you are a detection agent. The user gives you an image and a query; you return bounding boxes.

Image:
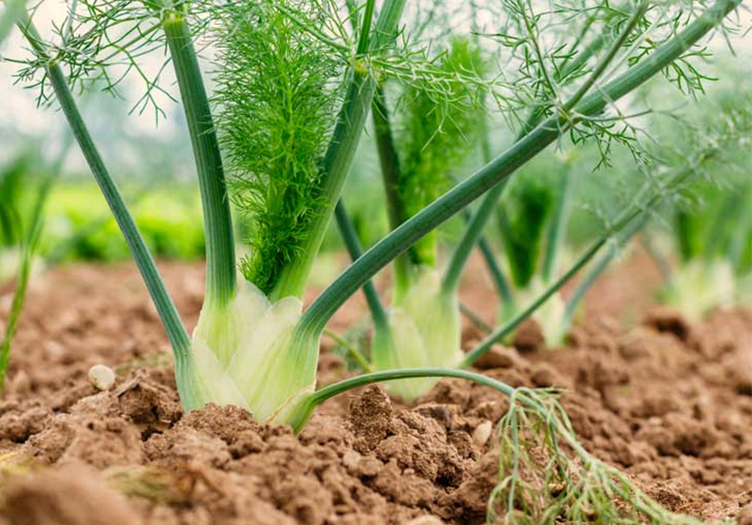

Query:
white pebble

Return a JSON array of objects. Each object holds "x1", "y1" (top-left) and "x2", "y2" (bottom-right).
[
  {"x1": 88, "y1": 364, "x2": 116, "y2": 391},
  {"x1": 472, "y1": 420, "x2": 493, "y2": 447}
]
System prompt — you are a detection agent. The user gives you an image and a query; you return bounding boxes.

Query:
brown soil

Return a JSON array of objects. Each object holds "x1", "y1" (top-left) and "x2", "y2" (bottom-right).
[{"x1": 1, "y1": 255, "x2": 751, "y2": 524}]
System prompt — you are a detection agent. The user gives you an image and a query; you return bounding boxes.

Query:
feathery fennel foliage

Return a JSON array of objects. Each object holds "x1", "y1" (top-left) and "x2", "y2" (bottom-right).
[
  {"x1": 214, "y1": 0, "x2": 342, "y2": 296},
  {"x1": 655, "y1": 90, "x2": 752, "y2": 318},
  {"x1": 394, "y1": 36, "x2": 486, "y2": 267},
  {"x1": 497, "y1": 174, "x2": 555, "y2": 289}
]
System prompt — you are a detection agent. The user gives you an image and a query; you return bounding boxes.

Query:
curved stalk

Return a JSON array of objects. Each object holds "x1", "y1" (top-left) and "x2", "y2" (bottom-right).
[
  {"x1": 288, "y1": 367, "x2": 516, "y2": 433},
  {"x1": 300, "y1": 0, "x2": 738, "y2": 336},
  {"x1": 162, "y1": 10, "x2": 235, "y2": 307},
  {"x1": 15, "y1": 15, "x2": 191, "y2": 360},
  {"x1": 441, "y1": 1, "x2": 648, "y2": 295},
  {"x1": 270, "y1": 0, "x2": 407, "y2": 301},
  {"x1": 334, "y1": 200, "x2": 388, "y2": 331}
]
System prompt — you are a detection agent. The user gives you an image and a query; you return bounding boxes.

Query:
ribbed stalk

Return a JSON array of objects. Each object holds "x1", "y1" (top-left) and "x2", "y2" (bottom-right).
[
  {"x1": 300, "y1": 0, "x2": 740, "y2": 336},
  {"x1": 163, "y1": 11, "x2": 236, "y2": 307},
  {"x1": 270, "y1": 0, "x2": 407, "y2": 301},
  {"x1": 16, "y1": 15, "x2": 191, "y2": 362}
]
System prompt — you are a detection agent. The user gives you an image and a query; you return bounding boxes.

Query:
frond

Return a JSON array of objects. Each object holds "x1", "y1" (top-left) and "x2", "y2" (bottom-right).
[{"x1": 213, "y1": 0, "x2": 343, "y2": 294}]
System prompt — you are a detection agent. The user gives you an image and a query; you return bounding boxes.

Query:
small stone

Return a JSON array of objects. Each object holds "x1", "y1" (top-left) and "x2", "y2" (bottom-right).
[
  {"x1": 472, "y1": 420, "x2": 493, "y2": 447},
  {"x1": 88, "y1": 364, "x2": 116, "y2": 391}
]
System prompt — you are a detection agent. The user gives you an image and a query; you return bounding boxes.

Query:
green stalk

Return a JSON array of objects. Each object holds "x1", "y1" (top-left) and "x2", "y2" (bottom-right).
[
  {"x1": 355, "y1": 0, "x2": 376, "y2": 56},
  {"x1": 323, "y1": 329, "x2": 372, "y2": 373},
  {"x1": 0, "y1": 145, "x2": 61, "y2": 396},
  {"x1": 372, "y1": 83, "x2": 412, "y2": 298},
  {"x1": 270, "y1": 0, "x2": 407, "y2": 301},
  {"x1": 460, "y1": 302, "x2": 493, "y2": 334},
  {"x1": 300, "y1": 0, "x2": 739, "y2": 336},
  {"x1": 541, "y1": 163, "x2": 573, "y2": 282},
  {"x1": 562, "y1": 215, "x2": 646, "y2": 327},
  {"x1": 464, "y1": 155, "x2": 704, "y2": 366},
  {"x1": 16, "y1": 15, "x2": 191, "y2": 361},
  {"x1": 441, "y1": 1, "x2": 647, "y2": 296},
  {"x1": 639, "y1": 231, "x2": 673, "y2": 284},
  {"x1": 162, "y1": 10, "x2": 235, "y2": 307},
  {"x1": 288, "y1": 367, "x2": 516, "y2": 433},
  {"x1": 463, "y1": 234, "x2": 608, "y2": 366},
  {"x1": 478, "y1": 235, "x2": 515, "y2": 312},
  {"x1": 334, "y1": 200, "x2": 388, "y2": 331},
  {"x1": 0, "y1": 223, "x2": 37, "y2": 397}
]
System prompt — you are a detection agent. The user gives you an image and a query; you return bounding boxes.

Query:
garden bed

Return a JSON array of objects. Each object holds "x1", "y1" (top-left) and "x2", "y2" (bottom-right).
[{"x1": 0, "y1": 256, "x2": 751, "y2": 525}]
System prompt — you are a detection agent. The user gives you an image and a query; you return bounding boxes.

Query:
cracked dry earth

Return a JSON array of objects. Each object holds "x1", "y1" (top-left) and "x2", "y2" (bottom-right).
[{"x1": 0, "y1": 258, "x2": 751, "y2": 524}]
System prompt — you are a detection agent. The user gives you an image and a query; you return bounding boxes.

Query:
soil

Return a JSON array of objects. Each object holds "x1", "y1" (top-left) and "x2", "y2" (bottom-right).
[{"x1": 1, "y1": 254, "x2": 751, "y2": 525}]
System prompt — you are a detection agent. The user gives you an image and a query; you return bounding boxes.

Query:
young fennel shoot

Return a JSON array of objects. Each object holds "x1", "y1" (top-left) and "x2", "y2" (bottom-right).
[{"x1": 0, "y1": 138, "x2": 71, "y2": 397}]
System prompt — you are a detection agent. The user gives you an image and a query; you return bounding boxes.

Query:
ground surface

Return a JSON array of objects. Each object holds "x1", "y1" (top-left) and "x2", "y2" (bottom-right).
[{"x1": 0, "y1": 255, "x2": 751, "y2": 525}]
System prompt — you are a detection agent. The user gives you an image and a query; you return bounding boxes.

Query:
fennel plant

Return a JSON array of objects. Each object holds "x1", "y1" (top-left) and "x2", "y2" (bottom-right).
[{"x1": 5, "y1": 0, "x2": 747, "y2": 520}]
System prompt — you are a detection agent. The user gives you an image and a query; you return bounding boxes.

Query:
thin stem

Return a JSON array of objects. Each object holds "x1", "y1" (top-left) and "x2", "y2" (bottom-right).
[
  {"x1": 463, "y1": 236, "x2": 607, "y2": 367},
  {"x1": 541, "y1": 163, "x2": 573, "y2": 282},
  {"x1": 464, "y1": 158, "x2": 702, "y2": 366},
  {"x1": 563, "y1": 216, "x2": 645, "y2": 326},
  {"x1": 442, "y1": 180, "x2": 509, "y2": 294},
  {"x1": 16, "y1": 14, "x2": 191, "y2": 358},
  {"x1": 563, "y1": 1, "x2": 650, "y2": 112},
  {"x1": 372, "y1": 83, "x2": 412, "y2": 297},
  {"x1": 289, "y1": 367, "x2": 516, "y2": 433},
  {"x1": 639, "y1": 231, "x2": 673, "y2": 284},
  {"x1": 460, "y1": 302, "x2": 492, "y2": 334},
  {"x1": 334, "y1": 200, "x2": 388, "y2": 330},
  {"x1": 441, "y1": 1, "x2": 647, "y2": 296},
  {"x1": 270, "y1": 0, "x2": 407, "y2": 301},
  {"x1": 478, "y1": 236, "x2": 515, "y2": 314},
  {"x1": 0, "y1": 138, "x2": 64, "y2": 396},
  {"x1": 323, "y1": 329, "x2": 373, "y2": 373},
  {"x1": 299, "y1": 0, "x2": 738, "y2": 336},
  {"x1": 162, "y1": 11, "x2": 236, "y2": 307},
  {"x1": 0, "y1": 227, "x2": 36, "y2": 397},
  {"x1": 355, "y1": 0, "x2": 375, "y2": 56}
]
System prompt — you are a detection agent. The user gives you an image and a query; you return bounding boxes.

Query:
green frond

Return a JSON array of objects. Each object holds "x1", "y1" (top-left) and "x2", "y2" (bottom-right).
[
  {"x1": 394, "y1": 36, "x2": 487, "y2": 266},
  {"x1": 213, "y1": 0, "x2": 342, "y2": 295},
  {"x1": 498, "y1": 172, "x2": 556, "y2": 289}
]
